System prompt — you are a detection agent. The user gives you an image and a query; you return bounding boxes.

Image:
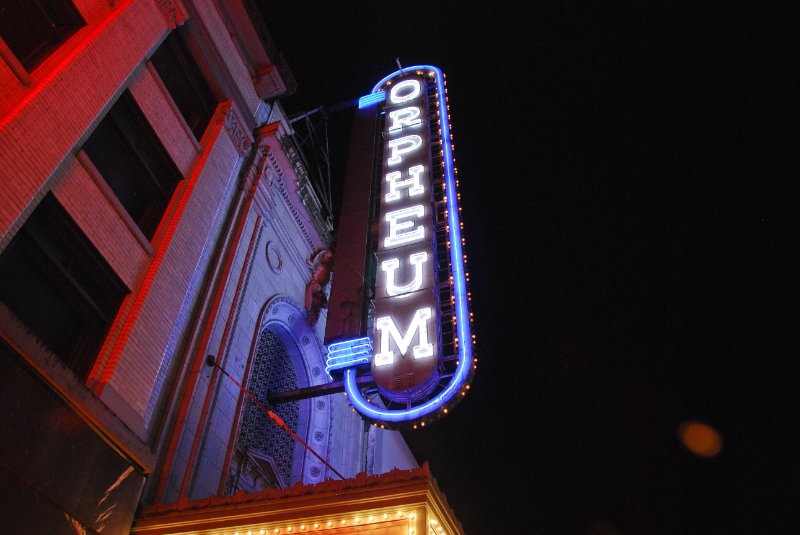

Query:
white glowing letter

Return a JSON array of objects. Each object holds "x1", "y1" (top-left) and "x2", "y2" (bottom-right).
[
  {"x1": 384, "y1": 205, "x2": 425, "y2": 248},
  {"x1": 385, "y1": 165, "x2": 425, "y2": 202},
  {"x1": 389, "y1": 79, "x2": 421, "y2": 103},
  {"x1": 387, "y1": 135, "x2": 422, "y2": 166},
  {"x1": 388, "y1": 106, "x2": 421, "y2": 132},
  {"x1": 381, "y1": 252, "x2": 428, "y2": 297},
  {"x1": 373, "y1": 308, "x2": 434, "y2": 366}
]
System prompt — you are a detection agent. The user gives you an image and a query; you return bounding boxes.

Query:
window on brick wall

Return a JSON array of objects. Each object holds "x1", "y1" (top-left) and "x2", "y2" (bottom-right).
[
  {"x1": 0, "y1": 0, "x2": 85, "y2": 71},
  {"x1": 0, "y1": 193, "x2": 129, "y2": 380},
  {"x1": 150, "y1": 30, "x2": 219, "y2": 141},
  {"x1": 83, "y1": 90, "x2": 183, "y2": 240}
]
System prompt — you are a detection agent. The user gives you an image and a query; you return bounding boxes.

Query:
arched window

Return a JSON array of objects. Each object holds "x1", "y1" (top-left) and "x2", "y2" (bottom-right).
[{"x1": 232, "y1": 329, "x2": 300, "y2": 490}]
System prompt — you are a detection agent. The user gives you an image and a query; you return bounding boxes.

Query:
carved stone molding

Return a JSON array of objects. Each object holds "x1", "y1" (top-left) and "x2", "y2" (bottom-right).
[
  {"x1": 222, "y1": 103, "x2": 252, "y2": 157},
  {"x1": 154, "y1": 0, "x2": 188, "y2": 29},
  {"x1": 265, "y1": 150, "x2": 315, "y2": 250}
]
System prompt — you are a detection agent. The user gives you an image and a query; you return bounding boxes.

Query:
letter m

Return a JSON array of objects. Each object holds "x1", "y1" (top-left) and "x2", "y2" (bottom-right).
[{"x1": 373, "y1": 308, "x2": 434, "y2": 367}]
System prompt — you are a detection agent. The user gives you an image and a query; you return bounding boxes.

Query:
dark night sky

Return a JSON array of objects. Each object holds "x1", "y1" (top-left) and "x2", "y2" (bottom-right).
[{"x1": 258, "y1": 2, "x2": 795, "y2": 534}]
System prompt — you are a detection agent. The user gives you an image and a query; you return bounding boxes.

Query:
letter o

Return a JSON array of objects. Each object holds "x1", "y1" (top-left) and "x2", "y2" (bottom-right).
[{"x1": 389, "y1": 80, "x2": 421, "y2": 104}]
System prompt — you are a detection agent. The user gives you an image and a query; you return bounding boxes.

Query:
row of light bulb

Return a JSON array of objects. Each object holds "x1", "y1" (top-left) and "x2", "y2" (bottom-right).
[{"x1": 223, "y1": 510, "x2": 447, "y2": 535}]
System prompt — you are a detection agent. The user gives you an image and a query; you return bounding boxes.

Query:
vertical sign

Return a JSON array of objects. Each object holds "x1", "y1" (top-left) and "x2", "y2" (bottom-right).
[
  {"x1": 328, "y1": 65, "x2": 475, "y2": 428},
  {"x1": 371, "y1": 75, "x2": 439, "y2": 402}
]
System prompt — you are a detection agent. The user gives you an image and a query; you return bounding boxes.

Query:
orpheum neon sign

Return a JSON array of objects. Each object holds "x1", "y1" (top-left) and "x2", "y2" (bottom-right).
[{"x1": 327, "y1": 65, "x2": 474, "y2": 428}]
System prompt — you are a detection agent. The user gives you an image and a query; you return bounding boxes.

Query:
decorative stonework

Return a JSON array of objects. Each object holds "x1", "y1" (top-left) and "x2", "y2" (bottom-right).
[
  {"x1": 279, "y1": 135, "x2": 333, "y2": 242},
  {"x1": 266, "y1": 150, "x2": 316, "y2": 249},
  {"x1": 304, "y1": 247, "x2": 333, "y2": 326},
  {"x1": 223, "y1": 104, "x2": 252, "y2": 157},
  {"x1": 265, "y1": 241, "x2": 283, "y2": 273},
  {"x1": 238, "y1": 329, "x2": 299, "y2": 487},
  {"x1": 154, "y1": 0, "x2": 188, "y2": 29},
  {"x1": 252, "y1": 296, "x2": 330, "y2": 486}
]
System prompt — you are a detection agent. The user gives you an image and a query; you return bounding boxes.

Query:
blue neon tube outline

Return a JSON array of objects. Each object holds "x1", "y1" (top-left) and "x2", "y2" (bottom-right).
[
  {"x1": 344, "y1": 65, "x2": 473, "y2": 423},
  {"x1": 358, "y1": 91, "x2": 386, "y2": 109},
  {"x1": 327, "y1": 336, "x2": 372, "y2": 352}
]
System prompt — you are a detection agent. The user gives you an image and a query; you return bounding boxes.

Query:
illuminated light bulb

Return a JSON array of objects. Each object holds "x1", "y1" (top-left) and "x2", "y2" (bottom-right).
[
  {"x1": 300, "y1": 525, "x2": 305, "y2": 531},
  {"x1": 287, "y1": 528, "x2": 293, "y2": 533},
  {"x1": 313, "y1": 523, "x2": 319, "y2": 529},
  {"x1": 355, "y1": 517, "x2": 361, "y2": 524},
  {"x1": 260, "y1": 531, "x2": 265, "y2": 535},
  {"x1": 384, "y1": 513, "x2": 389, "y2": 519},
  {"x1": 443, "y1": 408, "x2": 448, "y2": 413},
  {"x1": 327, "y1": 521, "x2": 333, "y2": 527},
  {"x1": 420, "y1": 421, "x2": 425, "y2": 427},
  {"x1": 398, "y1": 511, "x2": 404, "y2": 517},
  {"x1": 466, "y1": 385, "x2": 471, "y2": 390},
  {"x1": 369, "y1": 515, "x2": 375, "y2": 521},
  {"x1": 274, "y1": 529, "x2": 280, "y2": 534},
  {"x1": 341, "y1": 519, "x2": 347, "y2": 525}
]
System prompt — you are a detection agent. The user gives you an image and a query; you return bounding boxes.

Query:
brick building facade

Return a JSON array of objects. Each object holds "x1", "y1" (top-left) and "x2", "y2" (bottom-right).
[{"x1": 0, "y1": 1, "x2": 416, "y2": 532}]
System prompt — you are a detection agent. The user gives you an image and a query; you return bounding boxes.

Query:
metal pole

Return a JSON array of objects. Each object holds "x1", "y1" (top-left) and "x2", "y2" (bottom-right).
[{"x1": 206, "y1": 355, "x2": 345, "y2": 480}]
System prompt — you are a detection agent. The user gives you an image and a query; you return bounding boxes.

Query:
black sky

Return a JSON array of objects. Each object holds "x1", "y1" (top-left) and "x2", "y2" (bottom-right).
[{"x1": 257, "y1": 2, "x2": 795, "y2": 533}]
